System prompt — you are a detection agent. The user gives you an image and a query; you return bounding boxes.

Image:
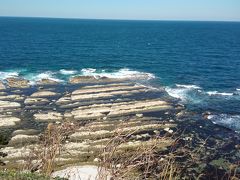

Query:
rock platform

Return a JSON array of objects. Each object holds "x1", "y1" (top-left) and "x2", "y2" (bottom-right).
[{"x1": 0, "y1": 78, "x2": 239, "y2": 179}]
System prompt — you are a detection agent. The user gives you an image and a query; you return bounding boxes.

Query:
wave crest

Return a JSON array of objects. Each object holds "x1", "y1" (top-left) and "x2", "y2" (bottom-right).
[
  {"x1": 79, "y1": 68, "x2": 155, "y2": 80},
  {"x1": 60, "y1": 69, "x2": 77, "y2": 75},
  {"x1": 207, "y1": 91, "x2": 234, "y2": 96},
  {"x1": 0, "y1": 71, "x2": 19, "y2": 80},
  {"x1": 207, "y1": 114, "x2": 240, "y2": 131}
]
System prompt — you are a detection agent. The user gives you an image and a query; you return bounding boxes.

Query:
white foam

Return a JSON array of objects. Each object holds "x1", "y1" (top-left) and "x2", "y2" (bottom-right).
[
  {"x1": 79, "y1": 68, "x2": 155, "y2": 80},
  {"x1": 207, "y1": 114, "x2": 240, "y2": 131},
  {"x1": 207, "y1": 91, "x2": 233, "y2": 96},
  {"x1": 60, "y1": 69, "x2": 77, "y2": 75},
  {"x1": 176, "y1": 84, "x2": 201, "y2": 89},
  {"x1": 0, "y1": 71, "x2": 19, "y2": 80},
  {"x1": 165, "y1": 84, "x2": 201, "y2": 101},
  {"x1": 26, "y1": 71, "x2": 64, "y2": 85},
  {"x1": 165, "y1": 87, "x2": 190, "y2": 100},
  {"x1": 81, "y1": 68, "x2": 96, "y2": 74},
  {"x1": 236, "y1": 88, "x2": 240, "y2": 91}
]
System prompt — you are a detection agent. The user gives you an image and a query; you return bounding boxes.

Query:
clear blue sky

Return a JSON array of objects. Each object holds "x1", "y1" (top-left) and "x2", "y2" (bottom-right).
[{"x1": 0, "y1": 0, "x2": 240, "y2": 21}]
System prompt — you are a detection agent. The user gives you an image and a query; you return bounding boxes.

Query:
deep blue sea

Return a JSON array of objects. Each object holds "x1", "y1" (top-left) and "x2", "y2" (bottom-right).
[{"x1": 0, "y1": 17, "x2": 240, "y2": 130}]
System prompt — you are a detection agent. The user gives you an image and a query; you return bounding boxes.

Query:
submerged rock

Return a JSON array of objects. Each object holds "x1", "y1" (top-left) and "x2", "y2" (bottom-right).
[{"x1": 6, "y1": 78, "x2": 30, "y2": 88}]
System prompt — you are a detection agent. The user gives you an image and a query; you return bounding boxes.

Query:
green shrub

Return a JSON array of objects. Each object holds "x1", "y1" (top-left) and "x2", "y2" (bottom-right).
[{"x1": 0, "y1": 170, "x2": 67, "y2": 180}]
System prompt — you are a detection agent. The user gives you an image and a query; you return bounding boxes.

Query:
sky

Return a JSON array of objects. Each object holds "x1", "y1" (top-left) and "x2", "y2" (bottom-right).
[{"x1": 0, "y1": 0, "x2": 240, "y2": 21}]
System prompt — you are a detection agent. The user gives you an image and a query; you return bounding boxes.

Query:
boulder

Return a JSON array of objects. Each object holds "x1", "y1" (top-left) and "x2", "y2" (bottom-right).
[{"x1": 6, "y1": 78, "x2": 30, "y2": 88}]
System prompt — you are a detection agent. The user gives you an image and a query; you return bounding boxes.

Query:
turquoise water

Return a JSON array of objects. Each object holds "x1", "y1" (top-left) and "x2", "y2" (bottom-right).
[{"x1": 0, "y1": 17, "x2": 240, "y2": 130}]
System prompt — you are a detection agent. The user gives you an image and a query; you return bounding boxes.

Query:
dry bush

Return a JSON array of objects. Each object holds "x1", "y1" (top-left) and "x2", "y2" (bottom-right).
[
  {"x1": 26, "y1": 122, "x2": 76, "y2": 176},
  {"x1": 97, "y1": 129, "x2": 181, "y2": 180}
]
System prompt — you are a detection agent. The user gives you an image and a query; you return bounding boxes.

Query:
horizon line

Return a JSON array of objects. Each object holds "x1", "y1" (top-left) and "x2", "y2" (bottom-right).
[{"x1": 0, "y1": 15, "x2": 240, "y2": 23}]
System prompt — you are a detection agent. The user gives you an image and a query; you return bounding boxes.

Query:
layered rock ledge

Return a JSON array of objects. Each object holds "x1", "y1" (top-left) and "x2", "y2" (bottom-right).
[{"x1": 0, "y1": 78, "x2": 239, "y2": 179}]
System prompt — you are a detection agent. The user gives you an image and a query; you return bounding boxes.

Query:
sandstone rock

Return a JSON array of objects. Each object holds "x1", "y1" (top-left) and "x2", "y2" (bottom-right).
[
  {"x1": 37, "y1": 79, "x2": 59, "y2": 85},
  {"x1": 31, "y1": 91, "x2": 58, "y2": 98},
  {"x1": 0, "y1": 81, "x2": 6, "y2": 90},
  {"x1": 0, "y1": 92, "x2": 7, "y2": 96},
  {"x1": 6, "y1": 78, "x2": 30, "y2": 88},
  {"x1": 56, "y1": 96, "x2": 72, "y2": 105},
  {"x1": 34, "y1": 112, "x2": 63, "y2": 122},
  {"x1": 12, "y1": 129, "x2": 39, "y2": 136},
  {"x1": 0, "y1": 116, "x2": 21, "y2": 127},
  {"x1": 69, "y1": 76, "x2": 123, "y2": 84},
  {"x1": 136, "y1": 113, "x2": 143, "y2": 118},
  {"x1": 164, "y1": 127, "x2": 174, "y2": 134},
  {"x1": 72, "y1": 85, "x2": 144, "y2": 95},
  {"x1": 8, "y1": 134, "x2": 39, "y2": 146},
  {"x1": 24, "y1": 97, "x2": 50, "y2": 105},
  {"x1": 71, "y1": 89, "x2": 147, "y2": 101},
  {"x1": 70, "y1": 130, "x2": 111, "y2": 140},
  {"x1": 0, "y1": 146, "x2": 34, "y2": 159},
  {"x1": 0, "y1": 100, "x2": 21, "y2": 109},
  {"x1": 0, "y1": 95, "x2": 21, "y2": 101},
  {"x1": 71, "y1": 99, "x2": 172, "y2": 120}
]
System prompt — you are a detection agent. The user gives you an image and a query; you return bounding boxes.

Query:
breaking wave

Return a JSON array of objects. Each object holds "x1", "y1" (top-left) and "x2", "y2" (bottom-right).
[
  {"x1": 165, "y1": 84, "x2": 203, "y2": 102},
  {"x1": 59, "y1": 69, "x2": 78, "y2": 75},
  {"x1": 0, "y1": 68, "x2": 155, "y2": 84},
  {"x1": 79, "y1": 68, "x2": 155, "y2": 80},
  {"x1": 206, "y1": 91, "x2": 234, "y2": 96},
  {"x1": 0, "y1": 71, "x2": 19, "y2": 80},
  {"x1": 207, "y1": 114, "x2": 240, "y2": 132},
  {"x1": 23, "y1": 71, "x2": 64, "y2": 85}
]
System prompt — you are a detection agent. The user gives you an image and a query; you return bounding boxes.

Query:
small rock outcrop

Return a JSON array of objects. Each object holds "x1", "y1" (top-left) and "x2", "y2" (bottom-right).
[
  {"x1": 6, "y1": 78, "x2": 30, "y2": 88},
  {"x1": 37, "y1": 79, "x2": 59, "y2": 85},
  {"x1": 69, "y1": 76, "x2": 123, "y2": 84}
]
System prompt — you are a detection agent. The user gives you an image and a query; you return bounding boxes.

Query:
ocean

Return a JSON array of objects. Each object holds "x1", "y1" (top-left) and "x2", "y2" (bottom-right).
[{"x1": 0, "y1": 17, "x2": 240, "y2": 131}]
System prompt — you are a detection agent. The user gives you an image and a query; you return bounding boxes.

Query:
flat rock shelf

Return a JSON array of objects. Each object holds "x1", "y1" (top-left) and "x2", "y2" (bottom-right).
[{"x1": 0, "y1": 78, "x2": 239, "y2": 179}]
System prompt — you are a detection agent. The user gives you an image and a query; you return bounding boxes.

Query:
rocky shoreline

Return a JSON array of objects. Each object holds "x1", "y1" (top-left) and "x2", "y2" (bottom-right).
[{"x1": 0, "y1": 76, "x2": 240, "y2": 179}]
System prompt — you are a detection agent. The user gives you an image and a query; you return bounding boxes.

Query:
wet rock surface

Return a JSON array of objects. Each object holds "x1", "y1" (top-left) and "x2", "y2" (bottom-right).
[
  {"x1": 6, "y1": 78, "x2": 30, "y2": 88},
  {"x1": 0, "y1": 78, "x2": 239, "y2": 179}
]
